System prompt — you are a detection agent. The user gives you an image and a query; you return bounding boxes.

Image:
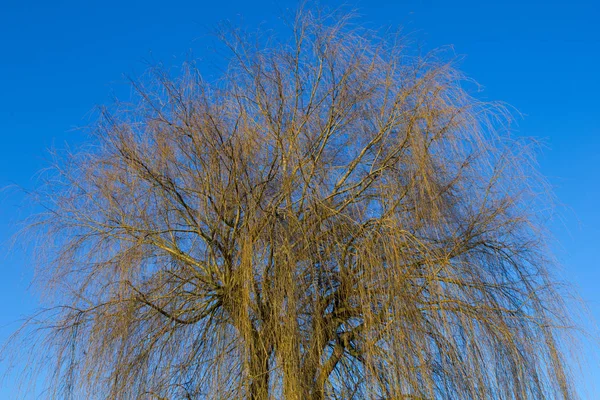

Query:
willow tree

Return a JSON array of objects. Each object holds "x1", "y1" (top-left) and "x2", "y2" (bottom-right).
[{"x1": 9, "y1": 7, "x2": 577, "y2": 400}]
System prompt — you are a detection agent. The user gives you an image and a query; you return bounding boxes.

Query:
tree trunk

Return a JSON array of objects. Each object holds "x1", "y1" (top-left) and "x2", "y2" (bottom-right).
[{"x1": 249, "y1": 342, "x2": 270, "y2": 400}]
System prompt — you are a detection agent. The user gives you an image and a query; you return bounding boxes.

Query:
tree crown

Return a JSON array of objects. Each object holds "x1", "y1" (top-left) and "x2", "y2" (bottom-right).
[{"x1": 6, "y1": 7, "x2": 578, "y2": 400}]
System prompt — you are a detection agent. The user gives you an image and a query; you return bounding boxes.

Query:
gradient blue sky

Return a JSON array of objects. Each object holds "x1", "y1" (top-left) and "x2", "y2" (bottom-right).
[{"x1": 1, "y1": 0, "x2": 598, "y2": 397}]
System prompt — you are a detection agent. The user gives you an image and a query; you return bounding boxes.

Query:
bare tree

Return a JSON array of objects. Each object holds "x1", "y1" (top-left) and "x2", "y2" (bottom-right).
[{"x1": 6, "y1": 7, "x2": 578, "y2": 400}]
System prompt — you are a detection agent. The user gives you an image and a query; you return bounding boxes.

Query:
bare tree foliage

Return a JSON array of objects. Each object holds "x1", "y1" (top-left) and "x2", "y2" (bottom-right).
[{"x1": 6, "y1": 7, "x2": 578, "y2": 400}]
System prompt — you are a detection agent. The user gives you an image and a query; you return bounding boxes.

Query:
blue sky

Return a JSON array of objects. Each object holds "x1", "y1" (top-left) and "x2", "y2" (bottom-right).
[{"x1": 0, "y1": 0, "x2": 598, "y2": 397}]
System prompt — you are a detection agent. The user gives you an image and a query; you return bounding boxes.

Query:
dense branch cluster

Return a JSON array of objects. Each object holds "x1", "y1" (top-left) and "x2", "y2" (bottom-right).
[{"x1": 11, "y1": 8, "x2": 576, "y2": 400}]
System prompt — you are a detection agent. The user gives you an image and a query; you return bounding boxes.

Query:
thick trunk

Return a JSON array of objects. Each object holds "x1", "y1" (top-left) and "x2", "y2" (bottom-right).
[{"x1": 249, "y1": 345, "x2": 270, "y2": 400}]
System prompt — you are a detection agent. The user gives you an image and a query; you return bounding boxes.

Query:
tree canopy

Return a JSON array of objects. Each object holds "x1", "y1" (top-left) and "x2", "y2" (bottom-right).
[{"x1": 7, "y1": 7, "x2": 577, "y2": 400}]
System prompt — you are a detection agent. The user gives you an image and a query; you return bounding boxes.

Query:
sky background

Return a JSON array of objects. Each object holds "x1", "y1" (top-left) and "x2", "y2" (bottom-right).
[{"x1": 0, "y1": 0, "x2": 598, "y2": 397}]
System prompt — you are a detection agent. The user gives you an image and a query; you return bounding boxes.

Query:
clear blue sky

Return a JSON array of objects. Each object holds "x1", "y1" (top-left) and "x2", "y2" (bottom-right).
[{"x1": 0, "y1": 0, "x2": 598, "y2": 397}]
